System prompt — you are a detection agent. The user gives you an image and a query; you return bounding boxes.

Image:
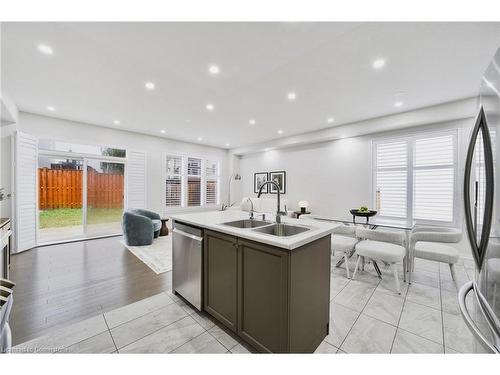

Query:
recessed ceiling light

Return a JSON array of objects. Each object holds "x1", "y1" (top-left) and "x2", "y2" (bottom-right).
[
  {"x1": 327, "y1": 117, "x2": 335, "y2": 124},
  {"x1": 145, "y1": 82, "x2": 155, "y2": 90},
  {"x1": 37, "y1": 44, "x2": 53, "y2": 55},
  {"x1": 277, "y1": 129, "x2": 284, "y2": 135},
  {"x1": 287, "y1": 92, "x2": 297, "y2": 101},
  {"x1": 160, "y1": 129, "x2": 166, "y2": 134},
  {"x1": 205, "y1": 104, "x2": 214, "y2": 111},
  {"x1": 113, "y1": 120, "x2": 120, "y2": 125},
  {"x1": 225, "y1": 143, "x2": 230, "y2": 147},
  {"x1": 197, "y1": 137, "x2": 203, "y2": 142},
  {"x1": 372, "y1": 58, "x2": 386, "y2": 69},
  {"x1": 208, "y1": 65, "x2": 220, "y2": 75},
  {"x1": 249, "y1": 119, "x2": 256, "y2": 125},
  {"x1": 394, "y1": 101, "x2": 404, "y2": 108},
  {"x1": 47, "y1": 106, "x2": 55, "y2": 111}
]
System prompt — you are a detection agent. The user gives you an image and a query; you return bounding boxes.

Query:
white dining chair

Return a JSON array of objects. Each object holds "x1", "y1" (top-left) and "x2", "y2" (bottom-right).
[
  {"x1": 353, "y1": 227, "x2": 406, "y2": 294},
  {"x1": 409, "y1": 226, "x2": 462, "y2": 288},
  {"x1": 331, "y1": 224, "x2": 359, "y2": 278}
]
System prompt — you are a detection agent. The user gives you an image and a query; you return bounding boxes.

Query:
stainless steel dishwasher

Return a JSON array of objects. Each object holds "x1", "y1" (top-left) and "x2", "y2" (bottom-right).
[{"x1": 172, "y1": 221, "x2": 203, "y2": 311}]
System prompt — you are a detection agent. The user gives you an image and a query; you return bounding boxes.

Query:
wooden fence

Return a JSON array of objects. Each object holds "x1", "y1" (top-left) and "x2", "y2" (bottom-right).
[{"x1": 38, "y1": 168, "x2": 124, "y2": 209}]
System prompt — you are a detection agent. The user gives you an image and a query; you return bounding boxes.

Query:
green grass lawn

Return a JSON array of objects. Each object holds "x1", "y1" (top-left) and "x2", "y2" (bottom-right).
[{"x1": 39, "y1": 208, "x2": 123, "y2": 228}]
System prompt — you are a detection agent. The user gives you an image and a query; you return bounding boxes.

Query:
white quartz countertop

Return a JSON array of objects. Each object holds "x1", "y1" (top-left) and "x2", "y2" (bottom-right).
[{"x1": 169, "y1": 210, "x2": 339, "y2": 250}]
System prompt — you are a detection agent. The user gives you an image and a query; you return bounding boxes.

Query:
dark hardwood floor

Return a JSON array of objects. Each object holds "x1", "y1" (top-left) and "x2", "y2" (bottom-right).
[{"x1": 9, "y1": 236, "x2": 171, "y2": 345}]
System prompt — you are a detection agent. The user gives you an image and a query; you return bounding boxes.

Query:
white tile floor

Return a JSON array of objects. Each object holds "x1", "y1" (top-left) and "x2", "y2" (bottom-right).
[{"x1": 11, "y1": 255, "x2": 485, "y2": 354}]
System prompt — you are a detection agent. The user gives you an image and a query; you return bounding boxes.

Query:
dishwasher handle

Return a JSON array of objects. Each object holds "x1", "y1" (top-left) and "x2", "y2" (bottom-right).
[{"x1": 173, "y1": 227, "x2": 203, "y2": 242}]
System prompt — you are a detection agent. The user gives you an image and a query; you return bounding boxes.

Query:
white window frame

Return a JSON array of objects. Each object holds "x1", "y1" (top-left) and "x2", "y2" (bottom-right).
[
  {"x1": 372, "y1": 129, "x2": 459, "y2": 227},
  {"x1": 164, "y1": 153, "x2": 220, "y2": 210}
]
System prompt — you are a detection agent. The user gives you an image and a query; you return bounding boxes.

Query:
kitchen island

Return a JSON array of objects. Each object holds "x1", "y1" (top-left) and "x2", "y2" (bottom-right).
[{"x1": 170, "y1": 210, "x2": 338, "y2": 353}]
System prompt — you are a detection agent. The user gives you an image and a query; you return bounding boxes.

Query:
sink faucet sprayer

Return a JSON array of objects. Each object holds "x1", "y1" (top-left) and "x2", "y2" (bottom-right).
[
  {"x1": 257, "y1": 181, "x2": 286, "y2": 224},
  {"x1": 246, "y1": 198, "x2": 255, "y2": 220}
]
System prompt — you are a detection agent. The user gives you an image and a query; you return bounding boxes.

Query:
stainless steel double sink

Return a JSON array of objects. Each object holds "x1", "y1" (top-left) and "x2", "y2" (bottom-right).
[{"x1": 221, "y1": 219, "x2": 310, "y2": 237}]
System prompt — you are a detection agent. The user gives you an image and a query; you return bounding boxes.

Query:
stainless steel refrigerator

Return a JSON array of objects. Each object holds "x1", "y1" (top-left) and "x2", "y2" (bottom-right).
[{"x1": 461, "y1": 45, "x2": 500, "y2": 353}]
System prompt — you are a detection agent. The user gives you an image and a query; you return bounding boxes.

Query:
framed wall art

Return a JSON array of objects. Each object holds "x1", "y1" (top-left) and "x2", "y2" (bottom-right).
[
  {"x1": 269, "y1": 171, "x2": 286, "y2": 194},
  {"x1": 254, "y1": 172, "x2": 269, "y2": 194}
]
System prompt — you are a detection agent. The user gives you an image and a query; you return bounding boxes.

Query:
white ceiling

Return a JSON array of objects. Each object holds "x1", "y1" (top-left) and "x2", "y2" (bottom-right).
[{"x1": 2, "y1": 22, "x2": 500, "y2": 149}]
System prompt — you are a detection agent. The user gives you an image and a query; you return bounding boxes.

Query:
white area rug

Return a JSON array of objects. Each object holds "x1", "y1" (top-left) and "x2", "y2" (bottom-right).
[{"x1": 120, "y1": 236, "x2": 172, "y2": 274}]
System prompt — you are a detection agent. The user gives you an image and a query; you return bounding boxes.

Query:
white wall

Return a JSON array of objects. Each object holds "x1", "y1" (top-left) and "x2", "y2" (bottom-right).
[
  {"x1": 17, "y1": 112, "x2": 230, "y2": 215},
  {"x1": 237, "y1": 136, "x2": 372, "y2": 215}
]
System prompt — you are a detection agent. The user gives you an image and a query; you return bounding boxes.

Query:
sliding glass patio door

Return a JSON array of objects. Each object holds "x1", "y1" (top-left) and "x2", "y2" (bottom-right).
[
  {"x1": 37, "y1": 156, "x2": 85, "y2": 243},
  {"x1": 37, "y1": 155, "x2": 125, "y2": 244},
  {"x1": 85, "y1": 159, "x2": 124, "y2": 237}
]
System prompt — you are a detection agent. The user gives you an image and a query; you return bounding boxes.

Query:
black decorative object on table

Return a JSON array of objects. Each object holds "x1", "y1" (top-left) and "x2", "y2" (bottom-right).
[
  {"x1": 350, "y1": 209, "x2": 377, "y2": 224},
  {"x1": 294, "y1": 211, "x2": 311, "y2": 219},
  {"x1": 160, "y1": 218, "x2": 170, "y2": 236}
]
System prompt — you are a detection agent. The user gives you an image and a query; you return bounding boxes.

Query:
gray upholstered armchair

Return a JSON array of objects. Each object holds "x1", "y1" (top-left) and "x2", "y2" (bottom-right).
[{"x1": 122, "y1": 209, "x2": 161, "y2": 246}]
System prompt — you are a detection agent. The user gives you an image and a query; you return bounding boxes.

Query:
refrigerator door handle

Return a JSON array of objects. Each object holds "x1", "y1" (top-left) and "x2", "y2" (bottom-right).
[
  {"x1": 463, "y1": 106, "x2": 494, "y2": 270},
  {"x1": 459, "y1": 281, "x2": 499, "y2": 353},
  {"x1": 474, "y1": 181, "x2": 478, "y2": 232}
]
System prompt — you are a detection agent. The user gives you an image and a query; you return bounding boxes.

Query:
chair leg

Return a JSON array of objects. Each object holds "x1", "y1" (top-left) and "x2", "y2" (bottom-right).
[
  {"x1": 393, "y1": 263, "x2": 401, "y2": 295},
  {"x1": 361, "y1": 256, "x2": 365, "y2": 271},
  {"x1": 449, "y1": 263, "x2": 458, "y2": 289},
  {"x1": 352, "y1": 255, "x2": 361, "y2": 280},
  {"x1": 344, "y1": 253, "x2": 351, "y2": 279},
  {"x1": 403, "y1": 256, "x2": 407, "y2": 283},
  {"x1": 408, "y1": 253, "x2": 413, "y2": 285}
]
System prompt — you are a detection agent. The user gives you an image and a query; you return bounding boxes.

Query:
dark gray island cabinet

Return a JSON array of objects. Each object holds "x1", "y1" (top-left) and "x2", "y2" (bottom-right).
[{"x1": 203, "y1": 229, "x2": 331, "y2": 353}]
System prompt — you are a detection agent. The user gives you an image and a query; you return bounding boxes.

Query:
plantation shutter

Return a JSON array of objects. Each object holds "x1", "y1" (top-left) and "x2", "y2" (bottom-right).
[
  {"x1": 126, "y1": 150, "x2": 147, "y2": 209},
  {"x1": 14, "y1": 132, "x2": 38, "y2": 253},
  {"x1": 413, "y1": 135, "x2": 455, "y2": 222},
  {"x1": 205, "y1": 160, "x2": 219, "y2": 205},
  {"x1": 187, "y1": 157, "x2": 201, "y2": 206},
  {"x1": 375, "y1": 141, "x2": 408, "y2": 218},
  {"x1": 166, "y1": 155, "x2": 182, "y2": 207}
]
